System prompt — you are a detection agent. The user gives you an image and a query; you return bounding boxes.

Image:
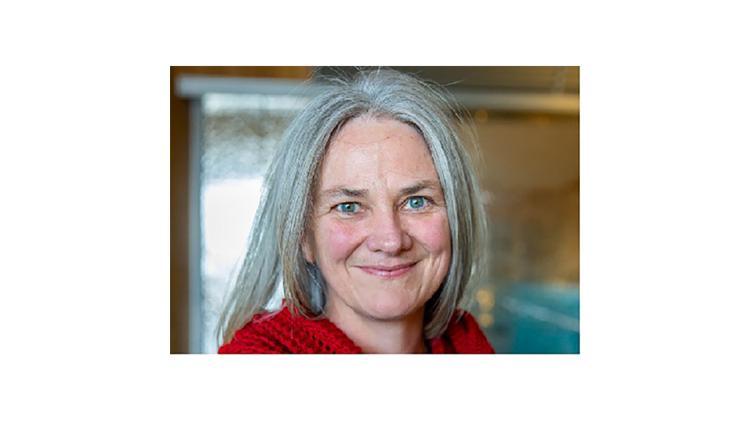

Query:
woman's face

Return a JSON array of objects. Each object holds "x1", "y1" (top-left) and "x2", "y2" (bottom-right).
[{"x1": 303, "y1": 115, "x2": 451, "y2": 323}]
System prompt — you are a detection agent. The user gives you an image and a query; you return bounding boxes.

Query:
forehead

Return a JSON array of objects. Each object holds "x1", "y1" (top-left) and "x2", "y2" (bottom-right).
[{"x1": 317, "y1": 115, "x2": 439, "y2": 189}]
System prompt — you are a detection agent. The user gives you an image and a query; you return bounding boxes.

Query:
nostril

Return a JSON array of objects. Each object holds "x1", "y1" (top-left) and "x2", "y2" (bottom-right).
[{"x1": 367, "y1": 232, "x2": 412, "y2": 254}]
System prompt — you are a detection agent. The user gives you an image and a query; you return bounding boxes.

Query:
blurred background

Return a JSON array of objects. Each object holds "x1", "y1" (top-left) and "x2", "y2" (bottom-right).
[{"x1": 171, "y1": 66, "x2": 579, "y2": 354}]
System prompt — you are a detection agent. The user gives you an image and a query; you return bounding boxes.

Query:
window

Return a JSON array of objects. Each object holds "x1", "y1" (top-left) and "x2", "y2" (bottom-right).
[{"x1": 199, "y1": 92, "x2": 308, "y2": 353}]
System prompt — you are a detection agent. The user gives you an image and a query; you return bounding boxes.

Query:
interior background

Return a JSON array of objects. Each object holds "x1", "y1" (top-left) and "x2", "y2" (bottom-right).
[{"x1": 171, "y1": 66, "x2": 580, "y2": 354}]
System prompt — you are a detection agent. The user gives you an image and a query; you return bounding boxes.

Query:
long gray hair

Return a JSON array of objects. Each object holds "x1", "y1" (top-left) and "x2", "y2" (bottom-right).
[{"x1": 217, "y1": 68, "x2": 487, "y2": 345}]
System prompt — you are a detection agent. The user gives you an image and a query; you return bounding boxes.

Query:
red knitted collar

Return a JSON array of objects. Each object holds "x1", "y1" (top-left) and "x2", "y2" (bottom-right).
[{"x1": 219, "y1": 305, "x2": 495, "y2": 354}]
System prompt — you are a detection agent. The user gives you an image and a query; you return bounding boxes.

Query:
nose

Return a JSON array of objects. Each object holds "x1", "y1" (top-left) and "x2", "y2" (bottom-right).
[{"x1": 366, "y1": 208, "x2": 413, "y2": 254}]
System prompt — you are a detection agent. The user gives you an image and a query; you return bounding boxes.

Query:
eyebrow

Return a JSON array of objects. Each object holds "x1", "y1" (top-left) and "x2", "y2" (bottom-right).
[{"x1": 320, "y1": 180, "x2": 442, "y2": 200}]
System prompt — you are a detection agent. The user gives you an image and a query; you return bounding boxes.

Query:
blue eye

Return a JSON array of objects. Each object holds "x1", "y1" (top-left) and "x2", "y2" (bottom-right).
[
  {"x1": 405, "y1": 196, "x2": 427, "y2": 210},
  {"x1": 336, "y1": 202, "x2": 361, "y2": 214}
]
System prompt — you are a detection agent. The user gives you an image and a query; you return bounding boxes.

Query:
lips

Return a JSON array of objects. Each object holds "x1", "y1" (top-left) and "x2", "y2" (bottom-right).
[{"x1": 356, "y1": 262, "x2": 417, "y2": 279}]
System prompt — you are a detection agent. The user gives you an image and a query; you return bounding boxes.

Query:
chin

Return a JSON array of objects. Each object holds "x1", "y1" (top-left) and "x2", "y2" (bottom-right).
[{"x1": 358, "y1": 295, "x2": 423, "y2": 321}]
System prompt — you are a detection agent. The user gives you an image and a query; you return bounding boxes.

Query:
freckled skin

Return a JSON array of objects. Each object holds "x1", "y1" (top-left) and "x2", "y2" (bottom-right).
[{"x1": 303, "y1": 115, "x2": 452, "y2": 326}]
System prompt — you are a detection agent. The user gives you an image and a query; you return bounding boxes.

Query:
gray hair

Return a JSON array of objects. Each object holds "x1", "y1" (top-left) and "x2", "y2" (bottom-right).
[{"x1": 217, "y1": 68, "x2": 487, "y2": 345}]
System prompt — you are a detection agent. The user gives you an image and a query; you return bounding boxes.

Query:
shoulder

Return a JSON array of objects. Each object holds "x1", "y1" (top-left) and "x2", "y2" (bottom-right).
[
  {"x1": 218, "y1": 305, "x2": 362, "y2": 354},
  {"x1": 437, "y1": 309, "x2": 495, "y2": 354},
  {"x1": 448, "y1": 310, "x2": 482, "y2": 333},
  {"x1": 218, "y1": 308, "x2": 291, "y2": 354}
]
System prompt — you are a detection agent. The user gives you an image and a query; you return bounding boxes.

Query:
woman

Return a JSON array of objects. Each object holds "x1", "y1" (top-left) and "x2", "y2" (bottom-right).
[{"x1": 218, "y1": 69, "x2": 494, "y2": 354}]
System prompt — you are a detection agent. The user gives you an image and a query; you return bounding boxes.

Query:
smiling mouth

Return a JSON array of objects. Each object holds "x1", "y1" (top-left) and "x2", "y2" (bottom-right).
[{"x1": 356, "y1": 262, "x2": 417, "y2": 279}]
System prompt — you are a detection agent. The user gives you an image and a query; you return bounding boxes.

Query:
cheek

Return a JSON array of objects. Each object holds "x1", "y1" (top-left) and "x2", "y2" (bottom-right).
[
  {"x1": 412, "y1": 213, "x2": 451, "y2": 253},
  {"x1": 317, "y1": 220, "x2": 364, "y2": 263}
]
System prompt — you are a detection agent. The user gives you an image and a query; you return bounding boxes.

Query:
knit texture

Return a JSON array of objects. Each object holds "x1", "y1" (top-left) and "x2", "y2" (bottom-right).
[{"x1": 219, "y1": 306, "x2": 495, "y2": 354}]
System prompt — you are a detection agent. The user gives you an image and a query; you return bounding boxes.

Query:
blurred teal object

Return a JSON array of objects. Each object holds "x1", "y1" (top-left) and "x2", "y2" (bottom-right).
[{"x1": 489, "y1": 282, "x2": 579, "y2": 354}]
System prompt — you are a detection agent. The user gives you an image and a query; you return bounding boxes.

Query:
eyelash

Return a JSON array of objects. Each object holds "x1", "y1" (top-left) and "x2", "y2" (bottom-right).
[
  {"x1": 335, "y1": 202, "x2": 361, "y2": 214},
  {"x1": 404, "y1": 196, "x2": 430, "y2": 210},
  {"x1": 333, "y1": 196, "x2": 433, "y2": 215}
]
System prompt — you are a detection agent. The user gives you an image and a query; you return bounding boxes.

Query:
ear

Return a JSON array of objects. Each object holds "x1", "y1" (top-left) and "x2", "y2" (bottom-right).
[{"x1": 302, "y1": 233, "x2": 315, "y2": 264}]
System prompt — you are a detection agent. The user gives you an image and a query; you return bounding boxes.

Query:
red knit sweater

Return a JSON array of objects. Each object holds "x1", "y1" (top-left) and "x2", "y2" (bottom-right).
[{"x1": 219, "y1": 306, "x2": 495, "y2": 354}]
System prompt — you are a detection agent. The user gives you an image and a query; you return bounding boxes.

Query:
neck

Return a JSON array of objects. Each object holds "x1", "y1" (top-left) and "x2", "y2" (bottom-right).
[{"x1": 325, "y1": 302, "x2": 427, "y2": 354}]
